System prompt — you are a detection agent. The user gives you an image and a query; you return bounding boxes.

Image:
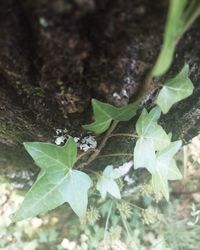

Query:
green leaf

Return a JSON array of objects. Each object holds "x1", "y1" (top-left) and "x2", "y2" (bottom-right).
[
  {"x1": 168, "y1": 159, "x2": 182, "y2": 180},
  {"x1": 152, "y1": 141, "x2": 182, "y2": 200},
  {"x1": 134, "y1": 138, "x2": 156, "y2": 173},
  {"x1": 134, "y1": 115, "x2": 182, "y2": 201},
  {"x1": 23, "y1": 137, "x2": 77, "y2": 170},
  {"x1": 83, "y1": 99, "x2": 139, "y2": 134},
  {"x1": 136, "y1": 107, "x2": 161, "y2": 136},
  {"x1": 153, "y1": 0, "x2": 188, "y2": 76},
  {"x1": 156, "y1": 140, "x2": 182, "y2": 166},
  {"x1": 156, "y1": 64, "x2": 194, "y2": 114},
  {"x1": 152, "y1": 172, "x2": 169, "y2": 201},
  {"x1": 136, "y1": 107, "x2": 170, "y2": 150},
  {"x1": 83, "y1": 118, "x2": 112, "y2": 135},
  {"x1": 63, "y1": 170, "x2": 92, "y2": 217},
  {"x1": 96, "y1": 165, "x2": 122, "y2": 199},
  {"x1": 134, "y1": 107, "x2": 171, "y2": 172},
  {"x1": 14, "y1": 139, "x2": 92, "y2": 221}
]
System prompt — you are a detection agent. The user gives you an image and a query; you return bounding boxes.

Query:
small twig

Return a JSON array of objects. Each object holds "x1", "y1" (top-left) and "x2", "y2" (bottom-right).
[
  {"x1": 109, "y1": 133, "x2": 139, "y2": 138},
  {"x1": 76, "y1": 148, "x2": 97, "y2": 161},
  {"x1": 84, "y1": 168, "x2": 100, "y2": 176},
  {"x1": 97, "y1": 153, "x2": 132, "y2": 159},
  {"x1": 128, "y1": 202, "x2": 144, "y2": 211},
  {"x1": 119, "y1": 211, "x2": 131, "y2": 239},
  {"x1": 183, "y1": 145, "x2": 188, "y2": 180},
  {"x1": 81, "y1": 121, "x2": 119, "y2": 167}
]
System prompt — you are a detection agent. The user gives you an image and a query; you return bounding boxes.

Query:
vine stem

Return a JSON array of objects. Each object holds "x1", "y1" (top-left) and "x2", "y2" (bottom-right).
[
  {"x1": 128, "y1": 202, "x2": 144, "y2": 211},
  {"x1": 97, "y1": 153, "x2": 132, "y2": 159},
  {"x1": 119, "y1": 211, "x2": 131, "y2": 239},
  {"x1": 109, "y1": 133, "x2": 139, "y2": 138},
  {"x1": 76, "y1": 148, "x2": 97, "y2": 161}
]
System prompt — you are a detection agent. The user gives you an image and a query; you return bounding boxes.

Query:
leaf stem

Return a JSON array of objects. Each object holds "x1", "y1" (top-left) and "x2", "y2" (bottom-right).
[
  {"x1": 128, "y1": 203, "x2": 144, "y2": 211},
  {"x1": 119, "y1": 210, "x2": 131, "y2": 239},
  {"x1": 182, "y1": 6, "x2": 200, "y2": 37},
  {"x1": 109, "y1": 133, "x2": 139, "y2": 138},
  {"x1": 97, "y1": 153, "x2": 132, "y2": 159},
  {"x1": 104, "y1": 201, "x2": 113, "y2": 250},
  {"x1": 76, "y1": 148, "x2": 97, "y2": 161},
  {"x1": 80, "y1": 121, "x2": 119, "y2": 168}
]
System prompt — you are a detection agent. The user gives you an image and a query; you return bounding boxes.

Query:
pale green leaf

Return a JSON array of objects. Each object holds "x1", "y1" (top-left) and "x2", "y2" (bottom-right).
[
  {"x1": 96, "y1": 165, "x2": 121, "y2": 199},
  {"x1": 151, "y1": 140, "x2": 182, "y2": 201},
  {"x1": 156, "y1": 140, "x2": 182, "y2": 167},
  {"x1": 168, "y1": 132, "x2": 173, "y2": 141},
  {"x1": 153, "y1": 0, "x2": 188, "y2": 76},
  {"x1": 156, "y1": 64, "x2": 194, "y2": 113},
  {"x1": 134, "y1": 107, "x2": 182, "y2": 201},
  {"x1": 83, "y1": 99, "x2": 139, "y2": 134},
  {"x1": 152, "y1": 172, "x2": 169, "y2": 201},
  {"x1": 134, "y1": 107, "x2": 171, "y2": 173},
  {"x1": 62, "y1": 170, "x2": 93, "y2": 217},
  {"x1": 136, "y1": 107, "x2": 161, "y2": 136},
  {"x1": 134, "y1": 138, "x2": 156, "y2": 174},
  {"x1": 136, "y1": 107, "x2": 170, "y2": 150},
  {"x1": 14, "y1": 139, "x2": 92, "y2": 221},
  {"x1": 14, "y1": 169, "x2": 92, "y2": 221},
  {"x1": 167, "y1": 159, "x2": 182, "y2": 180}
]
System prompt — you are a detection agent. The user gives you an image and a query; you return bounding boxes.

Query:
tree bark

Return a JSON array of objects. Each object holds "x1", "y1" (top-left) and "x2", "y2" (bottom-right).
[{"x1": 0, "y1": 0, "x2": 199, "y2": 186}]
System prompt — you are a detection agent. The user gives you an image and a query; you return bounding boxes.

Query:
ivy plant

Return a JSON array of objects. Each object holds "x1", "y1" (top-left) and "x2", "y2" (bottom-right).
[
  {"x1": 82, "y1": 99, "x2": 139, "y2": 134},
  {"x1": 13, "y1": 138, "x2": 92, "y2": 221},
  {"x1": 156, "y1": 64, "x2": 194, "y2": 113},
  {"x1": 13, "y1": 64, "x2": 194, "y2": 222},
  {"x1": 96, "y1": 165, "x2": 126, "y2": 200}
]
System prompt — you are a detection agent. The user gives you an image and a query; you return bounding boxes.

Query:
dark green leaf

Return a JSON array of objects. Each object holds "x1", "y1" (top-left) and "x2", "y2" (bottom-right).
[{"x1": 83, "y1": 99, "x2": 139, "y2": 134}]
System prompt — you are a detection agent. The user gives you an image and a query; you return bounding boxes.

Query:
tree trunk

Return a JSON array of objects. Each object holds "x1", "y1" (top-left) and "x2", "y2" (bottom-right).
[{"x1": 0, "y1": 0, "x2": 199, "y2": 186}]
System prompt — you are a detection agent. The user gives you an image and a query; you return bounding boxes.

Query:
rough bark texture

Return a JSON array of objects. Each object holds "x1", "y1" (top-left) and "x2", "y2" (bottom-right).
[{"x1": 0, "y1": 0, "x2": 199, "y2": 186}]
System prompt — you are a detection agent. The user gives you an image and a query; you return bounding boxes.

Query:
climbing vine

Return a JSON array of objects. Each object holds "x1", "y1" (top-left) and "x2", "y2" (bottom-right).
[
  {"x1": 13, "y1": 64, "x2": 194, "y2": 222},
  {"x1": 12, "y1": 2, "x2": 199, "y2": 243}
]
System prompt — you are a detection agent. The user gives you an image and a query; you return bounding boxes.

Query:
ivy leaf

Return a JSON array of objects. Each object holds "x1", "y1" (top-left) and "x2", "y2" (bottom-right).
[
  {"x1": 152, "y1": 173, "x2": 169, "y2": 201},
  {"x1": 23, "y1": 137, "x2": 77, "y2": 170},
  {"x1": 136, "y1": 107, "x2": 170, "y2": 150},
  {"x1": 168, "y1": 159, "x2": 182, "y2": 180},
  {"x1": 13, "y1": 138, "x2": 92, "y2": 221},
  {"x1": 156, "y1": 140, "x2": 182, "y2": 167},
  {"x1": 152, "y1": 0, "x2": 188, "y2": 76},
  {"x1": 152, "y1": 141, "x2": 182, "y2": 200},
  {"x1": 134, "y1": 107, "x2": 182, "y2": 201},
  {"x1": 156, "y1": 64, "x2": 194, "y2": 114},
  {"x1": 96, "y1": 165, "x2": 123, "y2": 199},
  {"x1": 134, "y1": 138, "x2": 156, "y2": 173},
  {"x1": 83, "y1": 99, "x2": 139, "y2": 134},
  {"x1": 136, "y1": 107, "x2": 161, "y2": 136},
  {"x1": 134, "y1": 107, "x2": 170, "y2": 171}
]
